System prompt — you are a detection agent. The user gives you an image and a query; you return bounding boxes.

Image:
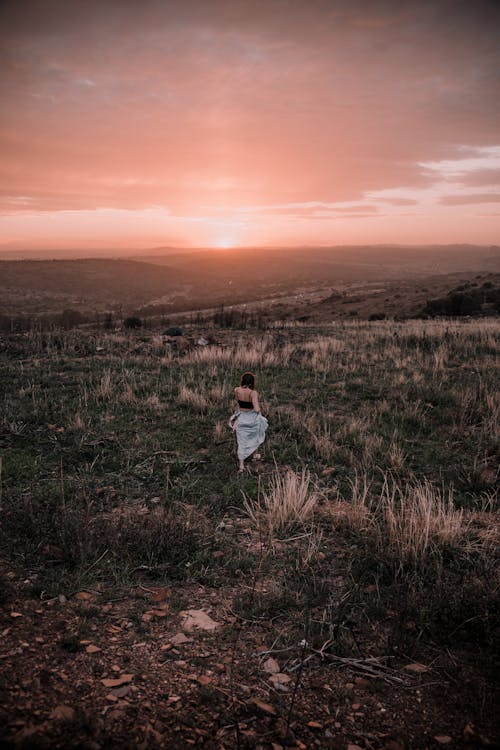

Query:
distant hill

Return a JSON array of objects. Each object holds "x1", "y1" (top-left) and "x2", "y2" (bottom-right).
[
  {"x1": 0, "y1": 258, "x2": 195, "y2": 313},
  {"x1": 297, "y1": 271, "x2": 500, "y2": 322},
  {"x1": 0, "y1": 245, "x2": 498, "y2": 318},
  {"x1": 138, "y1": 244, "x2": 500, "y2": 279}
]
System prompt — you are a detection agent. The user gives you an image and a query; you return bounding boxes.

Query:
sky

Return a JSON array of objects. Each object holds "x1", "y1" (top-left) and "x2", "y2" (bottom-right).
[{"x1": 0, "y1": 0, "x2": 499, "y2": 253}]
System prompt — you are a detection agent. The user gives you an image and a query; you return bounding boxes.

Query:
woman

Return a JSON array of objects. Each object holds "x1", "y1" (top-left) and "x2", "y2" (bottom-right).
[{"x1": 229, "y1": 372, "x2": 268, "y2": 472}]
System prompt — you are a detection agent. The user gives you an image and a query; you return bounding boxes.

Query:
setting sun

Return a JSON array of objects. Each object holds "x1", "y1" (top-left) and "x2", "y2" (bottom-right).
[{"x1": 212, "y1": 240, "x2": 235, "y2": 249}]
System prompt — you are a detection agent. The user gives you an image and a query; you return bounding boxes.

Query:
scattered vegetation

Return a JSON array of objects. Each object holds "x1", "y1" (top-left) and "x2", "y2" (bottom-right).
[
  {"x1": 0, "y1": 314, "x2": 499, "y2": 745},
  {"x1": 1, "y1": 317, "x2": 497, "y2": 627},
  {"x1": 423, "y1": 279, "x2": 500, "y2": 317}
]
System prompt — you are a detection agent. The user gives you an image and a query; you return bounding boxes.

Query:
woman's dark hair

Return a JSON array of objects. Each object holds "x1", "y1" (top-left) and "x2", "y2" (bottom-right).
[{"x1": 240, "y1": 372, "x2": 255, "y2": 389}]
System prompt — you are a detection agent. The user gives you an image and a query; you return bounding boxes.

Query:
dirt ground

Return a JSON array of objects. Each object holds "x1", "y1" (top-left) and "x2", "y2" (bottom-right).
[{"x1": 1, "y1": 569, "x2": 499, "y2": 750}]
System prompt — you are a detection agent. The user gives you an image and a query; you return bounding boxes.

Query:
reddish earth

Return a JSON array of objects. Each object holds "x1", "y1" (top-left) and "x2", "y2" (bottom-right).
[{"x1": 1, "y1": 571, "x2": 498, "y2": 749}]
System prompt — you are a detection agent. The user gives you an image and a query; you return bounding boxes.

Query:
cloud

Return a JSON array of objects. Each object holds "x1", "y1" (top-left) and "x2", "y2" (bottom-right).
[
  {"x1": 0, "y1": 0, "x2": 499, "y2": 246},
  {"x1": 238, "y1": 201, "x2": 379, "y2": 216},
  {"x1": 462, "y1": 169, "x2": 500, "y2": 188},
  {"x1": 380, "y1": 198, "x2": 419, "y2": 206},
  {"x1": 419, "y1": 146, "x2": 500, "y2": 186},
  {"x1": 439, "y1": 193, "x2": 500, "y2": 205}
]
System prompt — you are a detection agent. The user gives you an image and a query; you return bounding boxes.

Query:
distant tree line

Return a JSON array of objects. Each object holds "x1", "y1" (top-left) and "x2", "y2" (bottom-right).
[
  {"x1": 0, "y1": 308, "x2": 89, "y2": 333},
  {"x1": 422, "y1": 281, "x2": 500, "y2": 317},
  {"x1": 0, "y1": 308, "x2": 149, "y2": 333},
  {"x1": 212, "y1": 304, "x2": 269, "y2": 329}
]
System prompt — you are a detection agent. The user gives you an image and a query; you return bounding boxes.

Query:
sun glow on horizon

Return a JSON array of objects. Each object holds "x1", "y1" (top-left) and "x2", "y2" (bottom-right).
[
  {"x1": 211, "y1": 235, "x2": 241, "y2": 249},
  {"x1": 0, "y1": 1, "x2": 499, "y2": 251}
]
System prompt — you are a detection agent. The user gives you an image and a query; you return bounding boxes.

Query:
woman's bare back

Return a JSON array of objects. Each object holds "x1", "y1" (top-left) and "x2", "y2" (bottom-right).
[{"x1": 235, "y1": 386, "x2": 260, "y2": 411}]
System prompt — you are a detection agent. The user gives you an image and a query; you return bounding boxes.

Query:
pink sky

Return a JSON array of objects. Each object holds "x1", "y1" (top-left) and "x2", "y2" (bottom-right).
[{"x1": 1, "y1": 0, "x2": 499, "y2": 252}]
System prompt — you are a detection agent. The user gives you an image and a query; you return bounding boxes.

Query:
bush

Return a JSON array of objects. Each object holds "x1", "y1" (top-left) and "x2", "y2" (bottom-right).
[
  {"x1": 422, "y1": 282, "x2": 500, "y2": 317},
  {"x1": 124, "y1": 316, "x2": 142, "y2": 329}
]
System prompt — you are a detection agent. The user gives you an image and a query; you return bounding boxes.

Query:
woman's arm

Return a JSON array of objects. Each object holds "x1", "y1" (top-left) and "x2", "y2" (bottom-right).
[{"x1": 251, "y1": 389, "x2": 261, "y2": 412}]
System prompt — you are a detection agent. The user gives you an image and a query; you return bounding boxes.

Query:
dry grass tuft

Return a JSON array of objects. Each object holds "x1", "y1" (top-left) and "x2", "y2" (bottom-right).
[
  {"x1": 244, "y1": 468, "x2": 318, "y2": 536},
  {"x1": 177, "y1": 385, "x2": 208, "y2": 412},
  {"x1": 97, "y1": 369, "x2": 113, "y2": 399},
  {"x1": 381, "y1": 477, "x2": 465, "y2": 565},
  {"x1": 335, "y1": 473, "x2": 471, "y2": 571},
  {"x1": 333, "y1": 472, "x2": 375, "y2": 531},
  {"x1": 213, "y1": 420, "x2": 227, "y2": 442}
]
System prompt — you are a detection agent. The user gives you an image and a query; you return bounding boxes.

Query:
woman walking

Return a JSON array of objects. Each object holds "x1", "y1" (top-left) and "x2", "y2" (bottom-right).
[{"x1": 230, "y1": 372, "x2": 268, "y2": 472}]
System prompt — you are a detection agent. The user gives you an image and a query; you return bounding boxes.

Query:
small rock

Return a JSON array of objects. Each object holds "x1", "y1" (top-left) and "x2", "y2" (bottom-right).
[
  {"x1": 403, "y1": 662, "x2": 430, "y2": 673},
  {"x1": 263, "y1": 657, "x2": 280, "y2": 674},
  {"x1": 250, "y1": 698, "x2": 278, "y2": 716},
  {"x1": 180, "y1": 610, "x2": 220, "y2": 632},
  {"x1": 74, "y1": 591, "x2": 94, "y2": 601},
  {"x1": 50, "y1": 705, "x2": 75, "y2": 721},
  {"x1": 170, "y1": 632, "x2": 192, "y2": 645},
  {"x1": 101, "y1": 674, "x2": 133, "y2": 688},
  {"x1": 110, "y1": 685, "x2": 131, "y2": 698},
  {"x1": 269, "y1": 673, "x2": 291, "y2": 686}
]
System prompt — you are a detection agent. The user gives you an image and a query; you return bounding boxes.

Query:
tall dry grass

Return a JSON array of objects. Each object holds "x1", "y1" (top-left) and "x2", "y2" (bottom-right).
[
  {"x1": 381, "y1": 477, "x2": 465, "y2": 565},
  {"x1": 177, "y1": 384, "x2": 208, "y2": 413},
  {"x1": 181, "y1": 336, "x2": 293, "y2": 368},
  {"x1": 334, "y1": 473, "x2": 472, "y2": 572},
  {"x1": 244, "y1": 468, "x2": 319, "y2": 536}
]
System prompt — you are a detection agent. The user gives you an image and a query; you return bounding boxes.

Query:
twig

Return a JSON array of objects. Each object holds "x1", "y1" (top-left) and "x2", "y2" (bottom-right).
[
  {"x1": 252, "y1": 645, "x2": 298, "y2": 658},
  {"x1": 285, "y1": 625, "x2": 309, "y2": 737},
  {"x1": 164, "y1": 459, "x2": 170, "y2": 504},
  {"x1": 226, "y1": 607, "x2": 268, "y2": 625},
  {"x1": 317, "y1": 653, "x2": 405, "y2": 684},
  {"x1": 60, "y1": 455, "x2": 65, "y2": 509},
  {"x1": 282, "y1": 638, "x2": 405, "y2": 685},
  {"x1": 138, "y1": 583, "x2": 161, "y2": 595},
  {"x1": 80, "y1": 549, "x2": 109, "y2": 579},
  {"x1": 133, "y1": 450, "x2": 176, "y2": 469},
  {"x1": 287, "y1": 653, "x2": 316, "y2": 672},
  {"x1": 275, "y1": 532, "x2": 314, "y2": 543}
]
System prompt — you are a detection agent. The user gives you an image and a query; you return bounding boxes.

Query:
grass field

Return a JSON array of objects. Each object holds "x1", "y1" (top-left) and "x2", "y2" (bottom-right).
[{"x1": 0, "y1": 317, "x2": 499, "y2": 747}]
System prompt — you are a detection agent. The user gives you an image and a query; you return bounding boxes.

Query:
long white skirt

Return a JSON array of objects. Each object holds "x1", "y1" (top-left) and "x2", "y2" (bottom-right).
[{"x1": 229, "y1": 410, "x2": 268, "y2": 461}]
